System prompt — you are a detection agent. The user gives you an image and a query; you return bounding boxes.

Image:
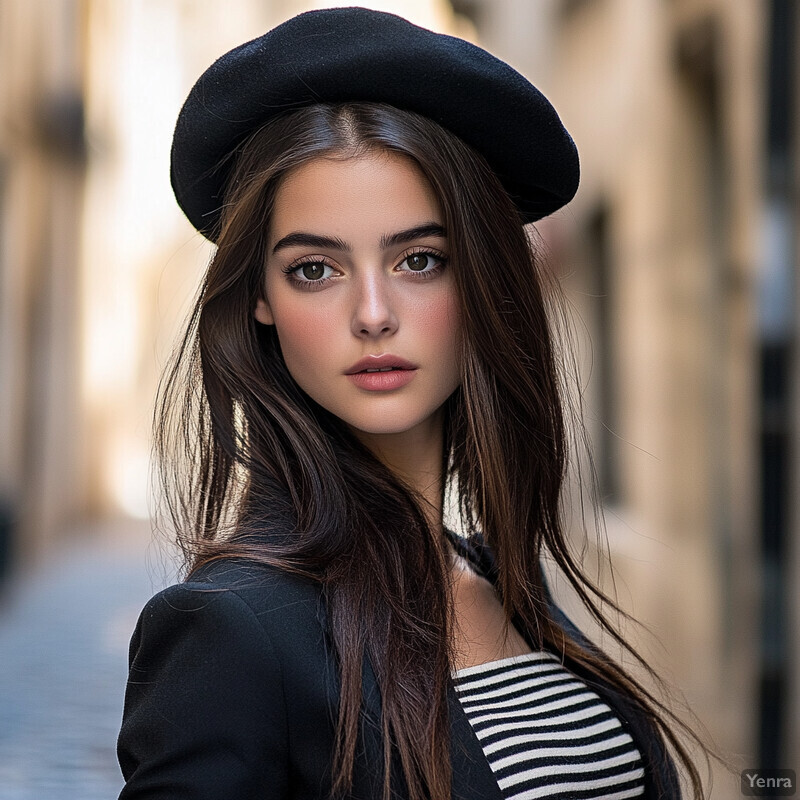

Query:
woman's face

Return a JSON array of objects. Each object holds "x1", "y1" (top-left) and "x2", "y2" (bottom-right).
[{"x1": 255, "y1": 150, "x2": 461, "y2": 439}]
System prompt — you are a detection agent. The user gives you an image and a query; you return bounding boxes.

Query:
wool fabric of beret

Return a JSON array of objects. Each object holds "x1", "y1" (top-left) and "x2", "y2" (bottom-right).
[{"x1": 170, "y1": 6, "x2": 579, "y2": 241}]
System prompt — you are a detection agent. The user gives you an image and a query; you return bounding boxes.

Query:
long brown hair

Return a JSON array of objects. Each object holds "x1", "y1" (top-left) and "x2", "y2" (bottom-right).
[{"x1": 155, "y1": 102, "x2": 712, "y2": 798}]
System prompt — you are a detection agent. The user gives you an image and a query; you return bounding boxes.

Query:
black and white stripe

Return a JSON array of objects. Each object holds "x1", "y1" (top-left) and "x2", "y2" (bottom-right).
[{"x1": 453, "y1": 651, "x2": 645, "y2": 799}]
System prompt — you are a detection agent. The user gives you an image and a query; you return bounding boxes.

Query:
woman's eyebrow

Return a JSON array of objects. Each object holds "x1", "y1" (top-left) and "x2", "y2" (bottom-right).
[
  {"x1": 271, "y1": 222, "x2": 447, "y2": 255},
  {"x1": 380, "y1": 223, "x2": 446, "y2": 249}
]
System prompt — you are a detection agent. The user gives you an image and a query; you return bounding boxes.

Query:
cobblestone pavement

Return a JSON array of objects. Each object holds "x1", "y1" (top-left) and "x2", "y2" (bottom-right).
[{"x1": 0, "y1": 520, "x2": 179, "y2": 800}]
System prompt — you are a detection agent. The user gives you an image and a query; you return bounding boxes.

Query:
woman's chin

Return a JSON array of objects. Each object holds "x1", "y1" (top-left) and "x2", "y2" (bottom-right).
[
  {"x1": 344, "y1": 409, "x2": 444, "y2": 441},
  {"x1": 345, "y1": 420, "x2": 425, "y2": 438}
]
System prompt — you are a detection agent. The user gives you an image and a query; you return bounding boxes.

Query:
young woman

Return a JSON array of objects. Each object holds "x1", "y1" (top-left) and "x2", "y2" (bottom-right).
[{"x1": 117, "y1": 8, "x2": 710, "y2": 799}]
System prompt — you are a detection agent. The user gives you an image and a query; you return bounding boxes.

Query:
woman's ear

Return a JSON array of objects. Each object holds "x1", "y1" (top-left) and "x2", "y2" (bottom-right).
[{"x1": 254, "y1": 296, "x2": 274, "y2": 325}]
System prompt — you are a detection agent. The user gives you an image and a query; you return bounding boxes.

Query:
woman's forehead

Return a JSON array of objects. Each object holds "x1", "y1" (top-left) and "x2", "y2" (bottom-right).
[{"x1": 269, "y1": 153, "x2": 444, "y2": 244}]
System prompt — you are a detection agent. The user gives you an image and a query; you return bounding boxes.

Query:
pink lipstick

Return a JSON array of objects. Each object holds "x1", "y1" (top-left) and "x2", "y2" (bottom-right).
[{"x1": 345, "y1": 354, "x2": 418, "y2": 391}]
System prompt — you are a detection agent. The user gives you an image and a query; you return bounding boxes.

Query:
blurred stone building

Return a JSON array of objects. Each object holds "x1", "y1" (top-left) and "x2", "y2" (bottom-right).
[
  {"x1": 0, "y1": 0, "x2": 796, "y2": 796},
  {"x1": 461, "y1": 0, "x2": 796, "y2": 793},
  {"x1": 0, "y1": 1, "x2": 91, "y2": 573}
]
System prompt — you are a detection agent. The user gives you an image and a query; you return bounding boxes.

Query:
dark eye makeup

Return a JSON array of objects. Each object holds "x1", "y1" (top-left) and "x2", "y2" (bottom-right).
[{"x1": 280, "y1": 247, "x2": 448, "y2": 291}]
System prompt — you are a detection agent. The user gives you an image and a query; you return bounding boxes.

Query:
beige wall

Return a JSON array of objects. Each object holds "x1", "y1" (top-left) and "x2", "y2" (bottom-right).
[
  {"x1": 0, "y1": 0, "x2": 88, "y2": 563},
  {"x1": 472, "y1": 0, "x2": 769, "y2": 794}
]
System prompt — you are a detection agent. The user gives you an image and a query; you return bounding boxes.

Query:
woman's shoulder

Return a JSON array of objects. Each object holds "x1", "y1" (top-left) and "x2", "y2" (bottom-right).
[
  {"x1": 186, "y1": 554, "x2": 320, "y2": 595},
  {"x1": 119, "y1": 557, "x2": 328, "y2": 797},
  {"x1": 135, "y1": 557, "x2": 327, "y2": 656}
]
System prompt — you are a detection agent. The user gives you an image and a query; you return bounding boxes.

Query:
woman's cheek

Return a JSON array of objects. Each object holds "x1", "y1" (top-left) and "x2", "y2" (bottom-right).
[
  {"x1": 272, "y1": 298, "x2": 339, "y2": 369},
  {"x1": 421, "y1": 288, "x2": 461, "y2": 349}
]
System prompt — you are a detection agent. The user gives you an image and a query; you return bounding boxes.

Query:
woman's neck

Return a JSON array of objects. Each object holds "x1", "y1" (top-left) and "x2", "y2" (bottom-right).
[{"x1": 351, "y1": 409, "x2": 444, "y2": 535}]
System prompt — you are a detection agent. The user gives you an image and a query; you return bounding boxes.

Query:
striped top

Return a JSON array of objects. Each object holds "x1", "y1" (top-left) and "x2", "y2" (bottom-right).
[{"x1": 452, "y1": 651, "x2": 646, "y2": 800}]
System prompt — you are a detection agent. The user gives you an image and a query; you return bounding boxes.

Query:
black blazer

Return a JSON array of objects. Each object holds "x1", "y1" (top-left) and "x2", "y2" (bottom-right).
[{"x1": 117, "y1": 534, "x2": 681, "y2": 799}]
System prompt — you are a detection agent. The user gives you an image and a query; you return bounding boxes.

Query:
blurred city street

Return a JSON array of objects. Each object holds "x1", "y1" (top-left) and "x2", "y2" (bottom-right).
[{"x1": 0, "y1": 520, "x2": 174, "y2": 800}]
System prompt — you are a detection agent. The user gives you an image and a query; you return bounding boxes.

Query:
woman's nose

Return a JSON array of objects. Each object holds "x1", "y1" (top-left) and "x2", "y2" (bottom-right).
[{"x1": 350, "y1": 270, "x2": 398, "y2": 338}]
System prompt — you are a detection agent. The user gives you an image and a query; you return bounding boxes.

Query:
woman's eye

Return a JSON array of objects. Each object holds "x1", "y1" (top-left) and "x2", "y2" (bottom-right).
[
  {"x1": 292, "y1": 261, "x2": 334, "y2": 282},
  {"x1": 401, "y1": 252, "x2": 445, "y2": 273}
]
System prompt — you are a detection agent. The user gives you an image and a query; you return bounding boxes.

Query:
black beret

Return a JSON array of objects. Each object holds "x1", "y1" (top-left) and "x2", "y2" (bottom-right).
[{"x1": 171, "y1": 6, "x2": 579, "y2": 240}]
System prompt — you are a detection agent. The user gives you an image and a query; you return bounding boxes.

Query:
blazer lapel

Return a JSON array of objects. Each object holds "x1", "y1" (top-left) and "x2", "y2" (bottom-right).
[
  {"x1": 359, "y1": 651, "x2": 503, "y2": 800},
  {"x1": 447, "y1": 683, "x2": 505, "y2": 800}
]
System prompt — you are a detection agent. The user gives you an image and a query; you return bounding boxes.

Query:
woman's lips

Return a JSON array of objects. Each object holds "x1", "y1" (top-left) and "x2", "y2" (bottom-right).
[
  {"x1": 345, "y1": 354, "x2": 417, "y2": 374},
  {"x1": 346, "y1": 367, "x2": 417, "y2": 391}
]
